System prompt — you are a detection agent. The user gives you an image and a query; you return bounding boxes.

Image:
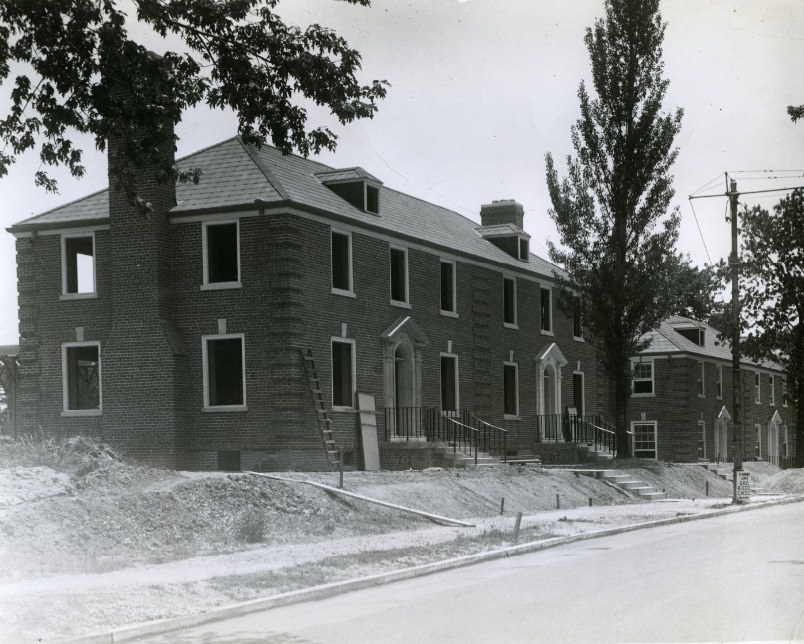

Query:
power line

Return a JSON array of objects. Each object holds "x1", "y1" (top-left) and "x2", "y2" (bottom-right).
[
  {"x1": 689, "y1": 184, "x2": 804, "y2": 200},
  {"x1": 687, "y1": 197, "x2": 712, "y2": 264}
]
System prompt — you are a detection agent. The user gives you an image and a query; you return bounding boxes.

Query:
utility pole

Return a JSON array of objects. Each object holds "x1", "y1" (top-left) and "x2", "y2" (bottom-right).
[{"x1": 728, "y1": 179, "x2": 743, "y2": 503}]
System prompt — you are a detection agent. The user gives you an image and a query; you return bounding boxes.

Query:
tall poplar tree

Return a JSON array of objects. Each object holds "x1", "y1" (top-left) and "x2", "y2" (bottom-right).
[{"x1": 545, "y1": 0, "x2": 714, "y2": 456}]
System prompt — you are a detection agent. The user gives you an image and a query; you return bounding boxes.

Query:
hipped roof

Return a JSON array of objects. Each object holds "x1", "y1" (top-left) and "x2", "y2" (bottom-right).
[{"x1": 9, "y1": 137, "x2": 561, "y2": 281}]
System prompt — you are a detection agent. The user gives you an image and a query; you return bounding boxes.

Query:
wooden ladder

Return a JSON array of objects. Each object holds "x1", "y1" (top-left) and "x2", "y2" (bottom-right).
[{"x1": 301, "y1": 348, "x2": 340, "y2": 471}]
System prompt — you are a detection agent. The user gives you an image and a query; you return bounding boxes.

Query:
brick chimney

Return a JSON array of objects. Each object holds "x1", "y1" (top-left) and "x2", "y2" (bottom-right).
[
  {"x1": 102, "y1": 55, "x2": 186, "y2": 468},
  {"x1": 480, "y1": 200, "x2": 524, "y2": 229}
]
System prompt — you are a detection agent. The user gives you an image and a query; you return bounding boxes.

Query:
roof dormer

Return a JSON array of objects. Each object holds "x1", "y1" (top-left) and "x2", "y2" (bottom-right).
[
  {"x1": 477, "y1": 200, "x2": 530, "y2": 262},
  {"x1": 316, "y1": 167, "x2": 383, "y2": 215},
  {"x1": 669, "y1": 319, "x2": 706, "y2": 346}
]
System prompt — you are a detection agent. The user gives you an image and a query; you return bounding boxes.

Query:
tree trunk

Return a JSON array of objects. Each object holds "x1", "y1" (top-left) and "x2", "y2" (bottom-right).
[
  {"x1": 614, "y1": 354, "x2": 632, "y2": 458},
  {"x1": 795, "y1": 323, "x2": 804, "y2": 468}
]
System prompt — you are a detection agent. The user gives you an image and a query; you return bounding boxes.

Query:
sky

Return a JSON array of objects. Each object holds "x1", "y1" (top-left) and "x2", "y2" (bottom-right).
[{"x1": 0, "y1": 0, "x2": 802, "y2": 345}]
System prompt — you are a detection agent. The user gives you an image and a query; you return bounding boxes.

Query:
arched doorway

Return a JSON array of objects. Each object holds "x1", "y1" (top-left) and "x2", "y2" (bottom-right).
[
  {"x1": 536, "y1": 342, "x2": 567, "y2": 441},
  {"x1": 381, "y1": 316, "x2": 430, "y2": 440}
]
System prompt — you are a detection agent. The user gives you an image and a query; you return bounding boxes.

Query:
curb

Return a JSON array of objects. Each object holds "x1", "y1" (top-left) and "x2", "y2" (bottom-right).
[{"x1": 66, "y1": 495, "x2": 804, "y2": 643}]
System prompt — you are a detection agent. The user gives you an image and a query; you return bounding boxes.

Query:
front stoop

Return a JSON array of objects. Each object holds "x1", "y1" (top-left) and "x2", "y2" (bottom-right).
[
  {"x1": 700, "y1": 462, "x2": 764, "y2": 494},
  {"x1": 443, "y1": 449, "x2": 499, "y2": 468},
  {"x1": 581, "y1": 443, "x2": 614, "y2": 462},
  {"x1": 573, "y1": 469, "x2": 667, "y2": 501}
]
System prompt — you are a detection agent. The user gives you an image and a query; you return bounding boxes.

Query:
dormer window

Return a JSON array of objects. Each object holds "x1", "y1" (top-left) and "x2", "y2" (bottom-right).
[
  {"x1": 316, "y1": 168, "x2": 382, "y2": 214},
  {"x1": 518, "y1": 238, "x2": 529, "y2": 261},
  {"x1": 674, "y1": 326, "x2": 705, "y2": 346}
]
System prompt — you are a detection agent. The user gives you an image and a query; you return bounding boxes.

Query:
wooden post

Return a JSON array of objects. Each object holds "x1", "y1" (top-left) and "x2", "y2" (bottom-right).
[
  {"x1": 500, "y1": 497, "x2": 505, "y2": 515},
  {"x1": 338, "y1": 447, "x2": 344, "y2": 489},
  {"x1": 556, "y1": 493, "x2": 560, "y2": 510},
  {"x1": 513, "y1": 511, "x2": 523, "y2": 544}
]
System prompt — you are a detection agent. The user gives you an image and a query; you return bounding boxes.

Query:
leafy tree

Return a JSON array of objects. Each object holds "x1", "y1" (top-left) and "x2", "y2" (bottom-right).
[
  {"x1": 0, "y1": 0, "x2": 387, "y2": 208},
  {"x1": 545, "y1": 0, "x2": 715, "y2": 456},
  {"x1": 734, "y1": 189, "x2": 804, "y2": 465},
  {"x1": 788, "y1": 105, "x2": 804, "y2": 123}
]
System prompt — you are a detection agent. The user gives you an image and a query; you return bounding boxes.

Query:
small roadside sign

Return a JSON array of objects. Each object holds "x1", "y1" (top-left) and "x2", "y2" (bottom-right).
[{"x1": 736, "y1": 471, "x2": 751, "y2": 501}]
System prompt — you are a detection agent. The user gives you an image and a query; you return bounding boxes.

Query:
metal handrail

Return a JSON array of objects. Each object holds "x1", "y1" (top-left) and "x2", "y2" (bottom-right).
[
  {"x1": 472, "y1": 415, "x2": 508, "y2": 463},
  {"x1": 443, "y1": 414, "x2": 479, "y2": 465}
]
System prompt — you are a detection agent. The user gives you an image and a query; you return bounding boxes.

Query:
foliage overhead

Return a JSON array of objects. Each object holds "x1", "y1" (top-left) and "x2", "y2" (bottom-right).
[
  {"x1": 0, "y1": 0, "x2": 388, "y2": 203},
  {"x1": 788, "y1": 105, "x2": 804, "y2": 123},
  {"x1": 726, "y1": 189, "x2": 804, "y2": 462},
  {"x1": 545, "y1": 0, "x2": 716, "y2": 454}
]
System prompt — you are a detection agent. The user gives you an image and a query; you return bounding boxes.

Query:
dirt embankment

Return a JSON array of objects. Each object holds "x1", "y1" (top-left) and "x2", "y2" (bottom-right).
[{"x1": 0, "y1": 436, "x2": 798, "y2": 642}]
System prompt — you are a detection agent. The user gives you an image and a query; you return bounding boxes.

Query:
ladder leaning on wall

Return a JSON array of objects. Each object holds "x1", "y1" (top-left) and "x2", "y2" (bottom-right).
[{"x1": 300, "y1": 348, "x2": 340, "y2": 471}]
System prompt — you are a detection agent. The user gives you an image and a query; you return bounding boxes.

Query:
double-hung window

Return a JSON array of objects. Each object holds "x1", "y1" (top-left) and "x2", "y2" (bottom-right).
[
  {"x1": 61, "y1": 233, "x2": 96, "y2": 297},
  {"x1": 768, "y1": 375, "x2": 775, "y2": 405},
  {"x1": 754, "y1": 372, "x2": 761, "y2": 404},
  {"x1": 632, "y1": 360, "x2": 655, "y2": 396},
  {"x1": 331, "y1": 230, "x2": 354, "y2": 296},
  {"x1": 716, "y1": 364, "x2": 723, "y2": 399},
  {"x1": 203, "y1": 221, "x2": 240, "y2": 288},
  {"x1": 203, "y1": 334, "x2": 246, "y2": 409},
  {"x1": 62, "y1": 342, "x2": 101, "y2": 414}
]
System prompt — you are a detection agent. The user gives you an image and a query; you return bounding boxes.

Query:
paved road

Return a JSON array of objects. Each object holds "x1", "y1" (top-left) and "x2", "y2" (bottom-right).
[{"x1": 136, "y1": 502, "x2": 804, "y2": 643}]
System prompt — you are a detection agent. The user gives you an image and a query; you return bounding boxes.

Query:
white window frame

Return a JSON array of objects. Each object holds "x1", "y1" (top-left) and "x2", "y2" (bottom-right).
[
  {"x1": 631, "y1": 421, "x2": 658, "y2": 460},
  {"x1": 631, "y1": 359, "x2": 655, "y2": 397},
  {"x1": 61, "y1": 232, "x2": 97, "y2": 299},
  {"x1": 331, "y1": 337, "x2": 357, "y2": 410},
  {"x1": 389, "y1": 246, "x2": 410, "y2": 307},
  {"x1": 439, "y1": 259, "x2": 458, "y2": 317},
  {"x1": 518, "y1": 236, "x2": 529, "y2": 261},
  {"x1": 716, "y1": 364, "x2": 723, "y2": 399},
  {"x1": 783, "y1": 378, "x2": 788, "y2": 407},
  {"x1": 61, "y1": 341, "x2": 102, "y2": 416},
  {"x1": 503, "y1": 361, "x2": 519, "y2": 419},
  {"x1": 331, "y1": 229, "x2": 355, "y2": 297},
  {"x1": 754, "y1": 371, "x2": 761, "y2": 404},
  {"x1": 540, "y1": 286, "x2": 553, "y2": 335},
  {"x1": 202, "y1": 219, "x2": 242, "y2": 290},
  {"x1": 697, "y1": 362, "x2": 705, "y2": 398},
  {"x1": 573, "y1": 298, "x2": 584, "y2": 341},
  {"x1": 768, "y1": 374, "x2": 775, "y2": 406},
  {"x1": 503, "y1": 276, "x2": 518, "y2": 329},
  {"x1": 439, "y1": 352, "x2": 460, "y2": 413},
  {"x1": 202, "y1": 333, "x2": 247, "y2": 411}
]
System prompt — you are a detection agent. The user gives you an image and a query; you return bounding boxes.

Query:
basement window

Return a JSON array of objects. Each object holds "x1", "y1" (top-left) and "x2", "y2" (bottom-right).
[
  {"x1": 62, "y1": 342, "x2": 101, "y2": 414},
  {"x1": 203, "y1": 221, "x2": 240, "y2": 288},
  {"x1": 61, "y1": 234, "x2": 96, "y2": 297},
  {"x1": 203, "y1": 334, "x2": 246, "y2": 409}
]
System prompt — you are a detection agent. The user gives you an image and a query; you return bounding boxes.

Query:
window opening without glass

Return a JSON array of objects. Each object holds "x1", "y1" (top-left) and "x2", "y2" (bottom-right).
[
  {"x1": 205, "y1": 222, "x2": 239, "y2": 284},
  {"x1": 331, "y1": 231, "x2": 352, "y2": 293},
  {"x1": 390, "y1": 248, "x2": 408, "y2": 304},
  {"x1": 503, "y1": 363, "x2": 518, "y2": 416},
  {"x1": 64, "y1": 343, "x2": 100, "y2": 410},
  {"x1": 332, "y1": 340, "x2": 354, "y2": 408},
  {"x1": 503, "y1": 277, "x2": 516, "y2": 326},
  {"x1": 540, "y1": 288, "x2": 552, "y2": 332},
  {"x1": 205, "y1": 336, "x2": 245, "y2": 407},
  {"x1": 63, "y1": 235, "x2": 95, "y2": 295},
  {"x1": 440, "y1": 355, "x2": 458, "y2": 411},
  {"x1": 440, "y1": 261, "x2": 456, "y2": 314}
]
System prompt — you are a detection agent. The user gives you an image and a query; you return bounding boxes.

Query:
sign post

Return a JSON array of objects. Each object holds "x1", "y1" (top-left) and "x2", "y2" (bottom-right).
[{"x1": 736, "y1": 471, "x2": 751, "y2": 502}]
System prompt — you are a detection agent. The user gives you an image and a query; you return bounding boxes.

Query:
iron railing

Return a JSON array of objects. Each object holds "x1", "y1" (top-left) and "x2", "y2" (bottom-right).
[
  {"x1": 534, "y1": 414, "x2": 632, "y2": 458},
  {"x1": 383, "y1": 407, "x2": 507, "y2": 463}
]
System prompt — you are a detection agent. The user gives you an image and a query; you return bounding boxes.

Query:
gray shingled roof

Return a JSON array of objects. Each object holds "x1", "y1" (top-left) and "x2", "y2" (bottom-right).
[
  {"x1": 639, "y1": 316, "x2": 782, "y2": 371},
  {"x1": 8, "y1": 137, "x2": 563, "y2": 280}
]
